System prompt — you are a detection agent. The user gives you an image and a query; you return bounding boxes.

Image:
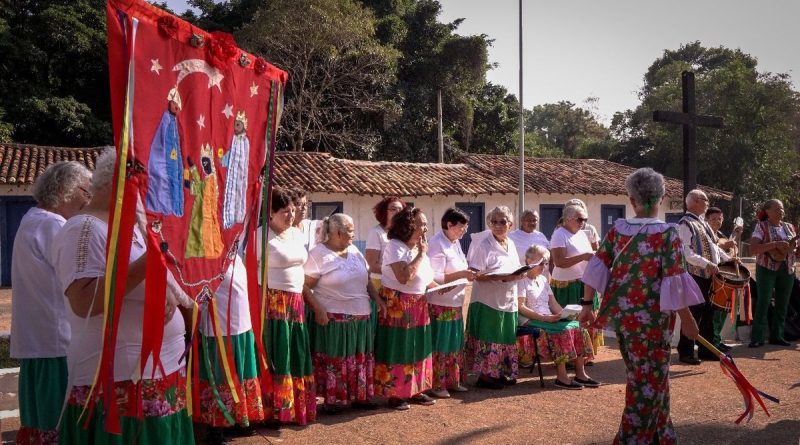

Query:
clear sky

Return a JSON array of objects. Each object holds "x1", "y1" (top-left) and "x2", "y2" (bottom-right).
[{"x1": 165, "y1": 0, "x2": 800, "y2": 122}]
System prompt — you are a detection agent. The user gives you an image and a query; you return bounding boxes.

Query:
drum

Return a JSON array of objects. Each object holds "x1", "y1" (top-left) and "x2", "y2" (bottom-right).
[{"x1": 711, "y1": 261, "x2": 751, "y2": 312}]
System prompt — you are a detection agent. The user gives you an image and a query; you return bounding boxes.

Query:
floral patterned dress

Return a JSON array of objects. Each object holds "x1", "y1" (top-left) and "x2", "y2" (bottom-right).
[{"x1": 582, "y1": 218, "x2": 703, "y2": 445}]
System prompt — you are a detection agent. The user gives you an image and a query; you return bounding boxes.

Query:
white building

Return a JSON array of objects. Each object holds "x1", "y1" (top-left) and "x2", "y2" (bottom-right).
[{"x1": 0, "y1": 143, "x2": 732, "y2": 285}]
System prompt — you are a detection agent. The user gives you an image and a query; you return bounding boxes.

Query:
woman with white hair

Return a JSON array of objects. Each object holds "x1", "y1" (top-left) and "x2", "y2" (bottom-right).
[
  {"x1": 518, "y1": 246, "x2": 596, "y2": 390},
  {"x1": 11, "y1": 161, "x2": 91, "y2": 444},
  {"x1": 465, "y1": 206, "x2": 524, "y2": 390},
  {"x1": 303, "y1": 213, "x2": 384, "y2": 413},
  {"x1": 52, "y1": 149, "x2": 192, "y2": 443},
  {"x1": 564, "y1": 198, "x2": 600, "y2": 250},
  {"x1": 580, "y1": 167, "x2": 702, "y2": 443},
  {"x1": 550, "y1": 204, "x2": 595, "y2": 307}
]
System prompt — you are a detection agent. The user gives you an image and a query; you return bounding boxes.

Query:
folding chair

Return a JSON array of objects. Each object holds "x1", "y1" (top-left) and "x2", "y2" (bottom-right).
[{"x1": 516, "y1": 325, "x2": 545, "y2": 388}]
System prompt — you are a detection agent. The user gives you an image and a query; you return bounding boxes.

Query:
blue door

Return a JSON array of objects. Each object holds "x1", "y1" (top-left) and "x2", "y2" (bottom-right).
[
  {"x1": 600, "y1": 205, "x2": 626, "y2": 239},
  {"x1": 455, "y1": 203, "x2": 484, "y2": 254},
  {"x1": 539, "y1": 204, "x2": 564, "y2": 239},
  {"x1": 665, "y1": 212, "x2": 683, "y2": 225},
  {"x1": 1, "y1": 197, "x2": 37, "y2": 287}
]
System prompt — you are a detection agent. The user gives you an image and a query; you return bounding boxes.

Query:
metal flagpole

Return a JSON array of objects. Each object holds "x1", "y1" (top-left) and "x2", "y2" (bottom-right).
[{"x1": 518, "y1": 0, "x2": 525, "y2": 215}]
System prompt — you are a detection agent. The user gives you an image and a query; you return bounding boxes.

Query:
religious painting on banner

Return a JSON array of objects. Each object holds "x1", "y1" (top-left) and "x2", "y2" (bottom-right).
[
  {"x1": 98, "y1": 0, "x2": 286, "y2": 433},
  {"x1": 107, "y1": 0, "x2": 286, "y2": 300}
]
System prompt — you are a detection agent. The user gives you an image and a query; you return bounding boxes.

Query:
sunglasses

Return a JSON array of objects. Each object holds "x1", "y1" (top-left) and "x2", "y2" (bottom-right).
[
  {"x1": 490, "y1": 219, "x2": 509, "y2": 226},
  {"x1": 574, "y1": 217, "x2": 588, "y2": 224}
]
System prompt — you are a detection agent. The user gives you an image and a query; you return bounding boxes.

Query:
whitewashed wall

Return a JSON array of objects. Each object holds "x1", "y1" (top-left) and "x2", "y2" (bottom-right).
[
  {"x1": 308, "y1": 191, "x2": 683, "y2": 242},
  {"x1": 0, "y1": 185, "x2": 31, "y2": 196}
]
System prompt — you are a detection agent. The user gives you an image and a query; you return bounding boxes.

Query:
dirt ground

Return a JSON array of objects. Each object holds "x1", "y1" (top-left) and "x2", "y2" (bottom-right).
[
  {"x1": 2, "y1": 338, "x2": 798, "y2": 444},
  {"x1": 0, "y1": 289, "x2": 10, "y2": 333}
]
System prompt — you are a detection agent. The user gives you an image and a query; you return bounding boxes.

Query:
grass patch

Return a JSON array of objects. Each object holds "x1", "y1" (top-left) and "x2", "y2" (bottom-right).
[{"x1": 0, "y1": 336, "x2": 20, "y2": 368}]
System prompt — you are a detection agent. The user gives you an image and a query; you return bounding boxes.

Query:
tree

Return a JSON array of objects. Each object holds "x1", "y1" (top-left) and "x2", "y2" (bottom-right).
[
  {"x1": 613, "y1": 42, "x2": 800, "y2": 223},
  {"x1": 0, "y1": 0, "x2": 111, "y2": 146},
  {"x1": 237, "y1": 0, "x2": 399, "y2": 159},
  {"x1": 525, "y1": 100, "x2": 612, "y2": 158},
  {"x1": 468, "y1": 83, "x2": 519, "y2": 155}
]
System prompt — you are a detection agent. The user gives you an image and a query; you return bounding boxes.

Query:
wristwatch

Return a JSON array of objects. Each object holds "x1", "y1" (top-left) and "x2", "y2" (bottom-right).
[{"x1": 578, "y1": 300, "x2": 594, "y2": 306}]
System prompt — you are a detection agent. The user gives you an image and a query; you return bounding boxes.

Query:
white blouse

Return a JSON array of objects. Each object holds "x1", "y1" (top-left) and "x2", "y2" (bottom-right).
[
  {"x1": 304, "y1": 244, "x2": 371, "y2": 315},
  {"x1": 10, "y1": 208, "x2": 70, "y2": 358},
  {"x1": 267, "y1": 227, "x2": 308, "y2": 293},
  {"x1": 550, "y1": 227, "x2": 593, "y2": 281},
  {"x1": 381, "y1": 239, "x2": 434, "y2": 295},
  {"x1": 201, "y1": 255, "x2": 252, "y2": 337},
  {"x1": 52, "y1": 215, "x2": 185, "y2": 385},
  {"x1": 365, "y1": 224, "x2": 389, "y2": 279},
  {"x1": 426, "y1": 231, "x2": 468, "y2": 307},
  {"x1": 466, "y1": 234, "x2": 521, "y2": 312},
  {"x1": 517, "y1": 275, "x2": 553, "y2": 325}
]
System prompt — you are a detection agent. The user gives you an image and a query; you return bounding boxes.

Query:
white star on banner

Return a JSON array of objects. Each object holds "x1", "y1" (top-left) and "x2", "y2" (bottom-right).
[
  {"x1": 197, "y1": 114, "x2": 205, "y2": 129},
  {"x1": 222, "y1": 103, "x2": 234, "y2": 119},
  {"x1": 250, "y1": 82, "x2": 259, "y2": 97},
  {"x1": 151, "y1": 59, "x2": 162, "y2": 75}
]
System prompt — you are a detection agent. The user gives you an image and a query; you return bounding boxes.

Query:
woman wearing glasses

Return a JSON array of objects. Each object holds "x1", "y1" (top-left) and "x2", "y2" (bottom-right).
[
  {"x1": 518, "y1": 245, "x2": 597, "y2": 390},
  {"x1": 550, "y1": 204, "x2": 595, "y2": 307},
  {"x1": 426, "y1": 208, "x2": 476, "y2": 398},
  {"x1": 465, "y1": 206, "x2": 525, "y2": 390}
]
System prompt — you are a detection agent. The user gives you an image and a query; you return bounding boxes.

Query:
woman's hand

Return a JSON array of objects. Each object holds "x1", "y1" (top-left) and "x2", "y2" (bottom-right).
[
  {"x1": 582, "y1": 252, "x2": 595, "y2": 262},
  {"x1": 315, "y1": 308, "x2": 330, "y2": 326},
  {"x1": 774, "y1": 240, "x2": 791, "y2": 255},
  {"x1": 678, "y1": 307, "x2": 699, "y2": 340},
  {"x1": 418, "y1": 234, "x2": 428, "y2": 254},
  {"x1": 460, "y1": 269, "x2": 477, "y2": 282},
  {"x1": 375, "y1": 296, "x2": 388, "y2": 317},
  {"x1": 544, "y1": 313, "x2": 562, "y2": 322},
  {"x1": 578, "y1": 306, "x2": 596, "y2": 327}
]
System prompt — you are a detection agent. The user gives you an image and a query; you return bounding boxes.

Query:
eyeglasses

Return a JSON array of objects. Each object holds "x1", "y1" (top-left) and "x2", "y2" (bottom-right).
[
  {"x1": 489, "y1": 219, "x2": 509, "y2": 226},
  {"x1": 574, "y1": 217, "x2": 588, "y2": 223},
  {"x1": 78, "y1": 186, "x2": 92, "y2": 198}
]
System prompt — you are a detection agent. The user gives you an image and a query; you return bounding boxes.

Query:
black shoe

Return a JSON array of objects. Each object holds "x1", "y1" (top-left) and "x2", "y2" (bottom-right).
[
  {"x1": 410, "y1": 393, "x2": 436, "y2": 406},
  {"x1": 679, "y1": 356, "x2": 702, "y2": 365},
  {"x1": 573, "y1": 377, "x2": 601, "y2": 388},
  {"x1": 768, "y1": 339, "x2": 791, "y2": 346},
  {"x1": 717, "y1": 343, "x2": 732, "y2": 353},
  {"x1": 748, "y1": 341, "x2": 765, "y2": 348},
  {"x1": 226, "y1": 424, "x2": 255, "y2": 437},
  {"x1": 322, "y1": 403, "x2": 343, "y2": 415},
  {"x1": 554, "y1": 379, "x2": 583, "y2": 390},
  {"x1": 500, "y1": 376, "x2": 517, "y2": 386},
  {"x1": 207, "y1": 427, "x2": 228, "y2": 445},
  {"x1": 263, "y1": 419, "x2": 282, "y2": 430},
  {"x1": 352, "y1": 400, "x2": 379, "y2": 410},
  {"x1": 475, "y1": 377, "x2": 504, "y2": 390}
]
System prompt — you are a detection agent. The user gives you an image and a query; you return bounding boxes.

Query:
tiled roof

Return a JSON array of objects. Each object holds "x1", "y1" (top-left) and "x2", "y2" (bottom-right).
[
  {"x1": 0, "y1": 143, "x2": 105, "y2": 185},
  {"x1": 0, "y1": 143, "x2": 733, "y2": 200},
  {"x1": 273, "y1": 152, "x2": 507, "y2": 196},
  {"x1": 460, "y1": 154, "x2": 732, "y2": 200}
]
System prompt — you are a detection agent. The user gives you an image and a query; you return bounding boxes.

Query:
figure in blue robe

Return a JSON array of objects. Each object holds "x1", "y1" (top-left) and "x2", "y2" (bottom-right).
[{"x1": 146, "y1": 88, "x2": 184, "y2": 216}]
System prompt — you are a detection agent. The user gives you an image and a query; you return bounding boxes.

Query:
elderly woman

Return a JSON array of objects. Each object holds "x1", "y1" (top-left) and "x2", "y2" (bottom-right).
[
  {"x1": 52, "y1": 149, "x2": 191, "y2": 443},
  {"x1": 580, "y1": 167, "x2": 703, "y2": 443},
  {"x1": 303, "y1": 213, "x2": 385, "y2": 413},
  {"x1": 291, "y1": 188, "x2": 320, "y2": 252},
  {"x1": 426, "y1": 208, "x2": 475, "y2": 398},
  {"x1": 263, "y1": 187, "x2": 315, "y2": 425},
  {"x1": 10, "y1": 161, "x2": 91, "y2": 444},
  {"x1": 518, "y1": 246, "x2": 597, "y2": 390},
  {"x1": 748, "y1": 199, "x2": 799, "y2": 348},
  {"x1": 197, "y1": 255, "x2": 263, "y2": 443},
  {"x1": 375, "y1": 207, "x2": 435, "y2": 410},
  {"x1": 565, "y1": 198, "x2": 600, "y2": 250},
  {"x1": 551, "y1": 204, "x2": 595, "y2": 308},
  {"x1": 465, "y1": 206, "x2": 525, "y2": 390}
]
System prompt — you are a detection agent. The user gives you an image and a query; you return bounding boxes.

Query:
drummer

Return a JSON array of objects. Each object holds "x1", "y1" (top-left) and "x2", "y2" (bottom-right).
[
  {"x1": 705, "y1": 207, "x2": 744, "y2": 353},
  {"x1": 677, "y1": 191, "x2": 732, "y2": 364}
]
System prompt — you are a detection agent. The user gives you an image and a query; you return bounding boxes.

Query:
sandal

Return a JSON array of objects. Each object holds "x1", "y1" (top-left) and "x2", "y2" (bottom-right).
[
  {"x1": 410, "y1": 393, "x2": 436, "y2": 406},
  {"x1": 388, "y1": 397, "x2": 410, "y2": 411}
]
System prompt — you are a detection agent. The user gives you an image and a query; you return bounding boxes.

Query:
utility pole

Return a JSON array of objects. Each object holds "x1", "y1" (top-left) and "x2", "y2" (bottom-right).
[
  {"x1": 518, "y1": 0, "x2": 525, "y2": 214},
  {"x1": 437, "y1": 89, "x2": 444, "y2": 163}
]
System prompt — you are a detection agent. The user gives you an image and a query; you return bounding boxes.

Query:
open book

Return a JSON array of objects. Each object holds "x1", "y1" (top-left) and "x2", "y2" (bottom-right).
[
  {"x1": 481, "y1": 264, "x2": 535, "y2": 278},
  {"x1": 425, "y1": 278, "x2": 470, "y2": 296}
]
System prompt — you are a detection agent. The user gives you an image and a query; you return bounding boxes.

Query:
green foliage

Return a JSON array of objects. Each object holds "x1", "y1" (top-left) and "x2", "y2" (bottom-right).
[
  {"x1": 612, "y1": 41, "x2": 800, "y2": 224},
  {"x1": 0, "y1": 0, "x2": 111, "y2": 146},
  {"x1": 237, "y1": 0, "x2": 400, "y2": 159},
  {"x1": 525, "y1": 100, "x2": 612, "y2": 158}
]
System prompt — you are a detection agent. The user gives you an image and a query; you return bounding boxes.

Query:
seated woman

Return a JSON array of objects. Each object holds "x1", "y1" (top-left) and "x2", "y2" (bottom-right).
[
  {"x1": 303, "y1": 213, "x2": 385, "y2": 413},
  {"x1": 517, "y1": 245, "x2": 597, "y2": 390}
]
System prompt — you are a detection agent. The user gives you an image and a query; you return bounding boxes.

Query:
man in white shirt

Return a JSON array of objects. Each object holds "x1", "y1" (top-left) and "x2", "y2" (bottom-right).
[
  {"x1": 508, "y1": 210, "x2": 550, "y2": 264},
  {"x1": 676, "y1": 189, "x2": 731, "y2": 364}
]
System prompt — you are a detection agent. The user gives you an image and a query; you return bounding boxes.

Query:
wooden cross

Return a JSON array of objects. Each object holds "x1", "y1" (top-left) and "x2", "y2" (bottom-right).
[{"x1": 652, "y1": 71, "x2": 723, "y2": 199}]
